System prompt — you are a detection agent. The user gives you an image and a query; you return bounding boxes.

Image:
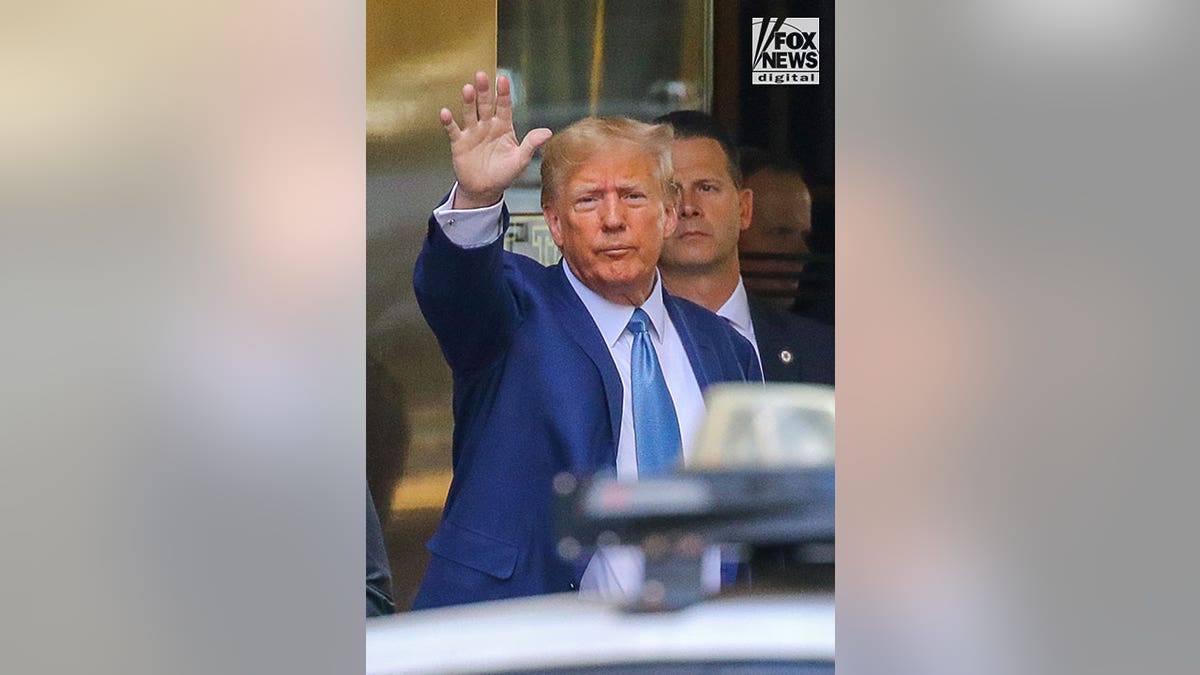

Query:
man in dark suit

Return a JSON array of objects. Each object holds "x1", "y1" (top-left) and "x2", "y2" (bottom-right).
[
  {"x1": 739, "y1": 148, "x2": 835, "y2": 326},
  {"x1": 655, "y1": 111, "x2": 833, "y2": 385},
  {"x1": 411, "y1": 72, "x2": 760, "y2": 609},
  {"x1": 736, "y1": 147, "x2": 815, "y2": 304}
]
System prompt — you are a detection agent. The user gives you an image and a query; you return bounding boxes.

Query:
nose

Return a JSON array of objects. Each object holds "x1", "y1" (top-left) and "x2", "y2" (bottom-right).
[
  {"x1": 678, "y1": 186, "x2": 700, "y2": 219},
  {"x1": 600, "y1": 193, "x2": 625, "y2": 231}
]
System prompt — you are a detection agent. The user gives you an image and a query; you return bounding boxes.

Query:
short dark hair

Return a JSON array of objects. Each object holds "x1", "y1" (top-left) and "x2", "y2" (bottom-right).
[{"x1": 653, "y1": 110, "x2": 743, "y2": 188}]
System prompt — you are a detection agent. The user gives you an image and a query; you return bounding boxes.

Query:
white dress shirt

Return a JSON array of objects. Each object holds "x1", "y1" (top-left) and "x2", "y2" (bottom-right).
[
  {"x1": 432, "y1": 185, "x2": 721, "y2": 600},
  {"x1": 431, "y1": 183, "x2": 505, "y2": 248},
  {"x1": 716, "y1": 277, "x2": 765, "y2": 377},
  {"x1": 560, "y1": 260, "x2": 706, "y2": 478}
]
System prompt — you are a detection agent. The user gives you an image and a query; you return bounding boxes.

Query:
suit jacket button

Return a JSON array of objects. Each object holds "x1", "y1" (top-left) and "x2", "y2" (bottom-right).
[{"x1": 779, "y1": 349, "x2": 794, "y2": 364}]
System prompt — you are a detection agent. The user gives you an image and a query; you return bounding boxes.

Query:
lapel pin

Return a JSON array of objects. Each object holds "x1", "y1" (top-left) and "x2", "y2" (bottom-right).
[{"x1": 779, "y1": 350, "x2": 794, "y2": 364}]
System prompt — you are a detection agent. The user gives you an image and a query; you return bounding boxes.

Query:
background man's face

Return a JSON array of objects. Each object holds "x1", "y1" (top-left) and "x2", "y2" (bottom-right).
[
  {"x1": 660, "y1": 137, "x2": 751, "y2": 274},
  {"x1": 544, "y1": 140, "x2": 677, "y2": 302},
  {"x1": 739, "y1": 168, "x2": 813, "y2": 297}
]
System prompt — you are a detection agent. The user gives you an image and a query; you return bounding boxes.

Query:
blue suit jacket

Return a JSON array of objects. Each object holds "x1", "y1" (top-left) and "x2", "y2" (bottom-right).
[{"x1": 411, "y1": 207, "x2": 761, "y2": 609}]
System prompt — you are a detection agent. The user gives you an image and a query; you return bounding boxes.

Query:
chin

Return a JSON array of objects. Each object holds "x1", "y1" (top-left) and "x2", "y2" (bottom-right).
[
  {"x1": 663, "y1": 254, "x2": 719, "y2": 273},
  {"x1": 669, "y1": 244, "x2": 718, "y2": 264},
  {"x1": 598, "y1": 270, "x2": 645, "y2": 288},
  {"x1": 598, "y1": 265, "x2": 654, "y2": 287}
]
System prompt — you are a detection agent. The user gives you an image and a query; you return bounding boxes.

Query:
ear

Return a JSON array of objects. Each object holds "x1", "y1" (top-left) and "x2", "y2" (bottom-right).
[
  {"x1": 661, "y1": 201, "x2": 679, "y2": 238},
  {"x1": 738, "y1": 188, "x2": 754, "y2": 232},
  {"x1": 543, "y1": 204, "x2": 565, "y2": 247}
]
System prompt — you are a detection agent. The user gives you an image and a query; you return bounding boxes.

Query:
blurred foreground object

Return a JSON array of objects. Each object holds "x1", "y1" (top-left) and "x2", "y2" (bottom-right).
[
  {"x1": 692, "y1": 383, "x2": 834, "y2": 469},
  {"x1": 367, "y1": 384, "x2": 834, "y2": 673},
  {"x1": 366, "y1": 593, "x2": 832, "y2": 674},
  {"x1": 556, "y1": 383, "x2": 834, "y2": 610}
]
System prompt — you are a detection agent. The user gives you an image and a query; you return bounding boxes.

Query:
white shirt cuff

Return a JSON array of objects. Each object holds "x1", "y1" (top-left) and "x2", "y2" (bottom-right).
[{"x1": 432, "y1": 183, "x2": 505, "y2": 249}]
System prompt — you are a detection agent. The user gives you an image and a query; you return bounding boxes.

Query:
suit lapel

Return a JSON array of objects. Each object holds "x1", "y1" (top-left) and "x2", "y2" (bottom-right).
[
  {"x1": 548, "y1": 262, "x2": 623, "y2": 459},
  {"x1": 665, "y1": 292, "x2": 716, "y2": 391},
  {"x1": 748, "y1": 295, "x2": 792, "y2": 382}
]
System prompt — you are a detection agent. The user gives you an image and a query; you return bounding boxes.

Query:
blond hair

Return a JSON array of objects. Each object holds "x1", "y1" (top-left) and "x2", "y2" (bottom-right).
[{"x1": 540, "y1": 117, "x2": 677, "y2": 207}]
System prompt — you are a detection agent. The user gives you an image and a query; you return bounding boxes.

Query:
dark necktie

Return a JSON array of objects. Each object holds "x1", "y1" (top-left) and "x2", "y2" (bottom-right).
[{"x1": 627, "y1": 308, "x2": 682, "y2": 477}]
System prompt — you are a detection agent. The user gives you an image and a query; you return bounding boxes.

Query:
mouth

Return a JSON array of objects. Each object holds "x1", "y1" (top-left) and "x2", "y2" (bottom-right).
[
  {"x1": 677, "y1": 230, "x2": 711, "y2": 240},
  {"x1": 598, "y1": 246, "x2": 635, "y2": 258}
]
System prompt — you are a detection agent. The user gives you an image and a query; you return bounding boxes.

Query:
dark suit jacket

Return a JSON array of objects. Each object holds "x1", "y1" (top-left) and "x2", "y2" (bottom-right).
[
  {"x1": 748, "y1": 294, "x2": 834, "y2": 385},
  {"x1": 412, "y1": 207, "x2": 760, "y2": 609}
]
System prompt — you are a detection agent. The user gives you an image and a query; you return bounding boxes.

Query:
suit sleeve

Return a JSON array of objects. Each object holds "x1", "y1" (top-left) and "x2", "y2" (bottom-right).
[{"x1": 413, "y1": 194, "x2": 520, "y2": 373}]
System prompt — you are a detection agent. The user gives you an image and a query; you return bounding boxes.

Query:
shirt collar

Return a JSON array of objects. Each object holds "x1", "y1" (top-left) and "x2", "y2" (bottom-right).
[
  {"x1": 716, "y1": 277, "x2": 756, "y2": 344},
  {"x1": 562, "y1": 261, "x2": 667, "y2": 347}
]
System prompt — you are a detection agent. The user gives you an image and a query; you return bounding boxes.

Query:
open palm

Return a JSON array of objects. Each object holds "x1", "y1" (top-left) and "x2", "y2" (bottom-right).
[{"x1": 440, "y1": 71, "x2": 552, "y2": 209}]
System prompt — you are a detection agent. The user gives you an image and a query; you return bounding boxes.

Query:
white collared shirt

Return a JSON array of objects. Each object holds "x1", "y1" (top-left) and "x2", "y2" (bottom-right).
[
  {"x1": 715, "y1": 277, "x2": 756, "y2": 347},
  {"x1": 433, "y1": 186, "x2": 720, "y2": 600},
  {"x1": 716, "y1": 277, "x2": 765, "y2": 377},
  {"x1": 430, "y1": 183, "x2": 505, "y2": 247},
  {"x1": 560, "y1": 261, "x2": 706, "y2": 479},
  {"x1": 562, "y1": 258, "x2": 718, "y2": 602}
]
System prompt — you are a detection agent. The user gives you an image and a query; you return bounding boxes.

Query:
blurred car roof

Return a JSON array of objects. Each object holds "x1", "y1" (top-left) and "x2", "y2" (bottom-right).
[{"x1": 366, "y1": 591, "x2": 833, "y2": 674}]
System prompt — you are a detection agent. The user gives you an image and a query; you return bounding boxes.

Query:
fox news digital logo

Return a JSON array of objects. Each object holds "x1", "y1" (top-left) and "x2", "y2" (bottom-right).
[{"x1": 751, "y1": 18, "x2": 819, "y2": 85}]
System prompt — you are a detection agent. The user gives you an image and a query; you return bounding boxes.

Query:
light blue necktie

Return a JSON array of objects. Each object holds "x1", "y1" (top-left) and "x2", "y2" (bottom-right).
[{"x1": 627, "y1": 308, "x2": 682, "y2": 477}]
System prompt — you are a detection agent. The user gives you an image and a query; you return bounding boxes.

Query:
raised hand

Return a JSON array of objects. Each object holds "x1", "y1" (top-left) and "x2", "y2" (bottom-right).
[{"x1": 440, "y1": 71, "x2": 553, "y2": 209}]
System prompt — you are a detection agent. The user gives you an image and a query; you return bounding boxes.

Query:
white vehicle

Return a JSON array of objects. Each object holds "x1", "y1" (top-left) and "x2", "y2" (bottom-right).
[{"x1": 366, "y1": 591, "x2": 833, "y2": 674}]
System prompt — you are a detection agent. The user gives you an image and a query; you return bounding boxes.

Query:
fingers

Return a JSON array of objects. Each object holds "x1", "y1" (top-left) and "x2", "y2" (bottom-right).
[
  {"x1": 439, "y1": 108, "x2": 461, "y2": 141},
  {"x1": 495, "y1": 74, "x2": 513, "y2": 125},
  {"x1": 446, "y1": 71, "x2": 511, "y2": 135},
  {"x1": 519, "y1": 128, "x2": 553, "y2": 159},
  {"x1": 460, "y1": 83, "x2": 478, "y2": 127},
  {"x1": 474, "y1": 71, "x2": 494, "y2": 120}
]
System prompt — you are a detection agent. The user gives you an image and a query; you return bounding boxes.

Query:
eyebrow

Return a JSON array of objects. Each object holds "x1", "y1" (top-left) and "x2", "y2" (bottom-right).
[
  {"x1": 681, "y1": 176, "x2": 727, "y2": 186},
  {"x1": 568, "y1": 181, "x2": 651, "y2": 196}
]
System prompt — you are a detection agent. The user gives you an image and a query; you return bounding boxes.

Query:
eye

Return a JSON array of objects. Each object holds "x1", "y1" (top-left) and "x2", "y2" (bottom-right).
[
  {"x1": 699, "y1": 184, "x2": 717, "y2": 192},
  {"x1": 624, "y1": 192, "x2": 647, "y2": 202}
]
